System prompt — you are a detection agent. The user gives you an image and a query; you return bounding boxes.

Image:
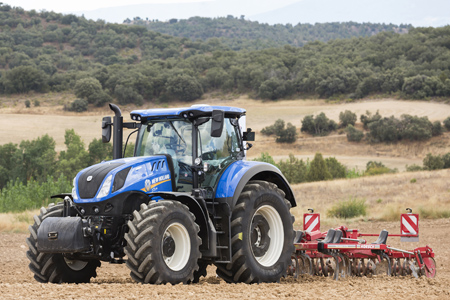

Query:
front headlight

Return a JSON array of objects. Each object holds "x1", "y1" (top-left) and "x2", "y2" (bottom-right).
[
  {"x1": 72, "y1": 177, "x2": 78, "y2": 200},
  {"x1": 97, "y1": 175, "x2": 112, "y2": 198}
]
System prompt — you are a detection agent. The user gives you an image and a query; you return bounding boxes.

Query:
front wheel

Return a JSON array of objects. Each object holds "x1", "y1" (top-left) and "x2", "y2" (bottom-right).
[
  {"x1": 26, "y1": 203, "x2": 100, "y2": 283},
  {"x1": 215, "y1": 180, "x2": 295, "y2": 283},
  {"x1": 124, "y1": 200, "x2": 202, "y2": 284}
]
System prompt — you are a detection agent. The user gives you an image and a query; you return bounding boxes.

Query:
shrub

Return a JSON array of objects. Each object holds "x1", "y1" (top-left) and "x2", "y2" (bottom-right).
[
  {"x1": 25, "y1": 100, "x2": 30, "y2": 108},
  {"x1": 423, "y1": 153, "x2": 444, "y2": 170},
  {"x1": 74, "y1": 77, "x2": 102, "y2": 100},
  {"x1": 444, "y1": 117, "x2": 450, "y2": 131},
  {"x1": 360, "y1": 110, "x2": 381, "y2": 129},
  {"x1": 301, "y1": 112, "x2": 337, "y2": 136},
  {"x1": 306, "y1": 152, "x2": 332, "y2": 182},
  {"x1": 0, "y1": 175, "x2": 72, "y2": 212},
  {"x1": 33, "y1": 99, "x2": 40, "y2": 107},
  {"x1": 345, "y1": 125, "x2": 364, "y2": 142},
  {"x1": 406, "y1": 164, "x2": 423, "y2": 172},
  {"x1": 399, "y1": 114, "x2": 432, "y2": 141},
  {"x1": 252, "y1": 152, "x2": 276, "y2": 166},
  {"x1": 442, "y1": 153, "x2": 450, "y2": 169},
  {"x1": 367, "y1": 116, "x2": 400, "y2": 143},
  {"x1": 327, "y1": 197, "x2": 367, "y2": 219},
  {"x1": 261, "y1": 119, "x2": 297, "y2": 143},
  {"x1": 261, "y1": 119, "x2": 284, "y2": 136},
  {"x1": 277, "y1": 154, "x2": 308, "y2": 184},
  {"x1": 365, "y1": 161, "x2": 395, "y2": 176},
  {"x1": 325, "y1": 157, "x2": 346, "y2": 179},
  {"x1": 339, "y1": 110, "x2": 357, "y2": 128},
  {"x1": 276, "y1": 122, "x2": 297, "y2": 143},
  {"x1": 65, "y1": 99, "x2": 88, "y2": 112},
  {"x1": 432, "y1": 121, "x2": 443, "y2": 136}
]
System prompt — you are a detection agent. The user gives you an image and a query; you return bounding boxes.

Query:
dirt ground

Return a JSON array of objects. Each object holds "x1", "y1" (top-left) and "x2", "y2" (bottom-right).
[{"x1": 0, "y1": 218, "x2": 448, "y2": 300}]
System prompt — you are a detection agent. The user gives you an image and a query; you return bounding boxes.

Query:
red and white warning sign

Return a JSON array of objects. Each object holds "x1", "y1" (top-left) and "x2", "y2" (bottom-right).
[
  {"x1": 400, "y1": 213, "x2": 419, "y2": 242},
  {"x1": 303, "y1": 213, "x2": 320, "y2": 232}
]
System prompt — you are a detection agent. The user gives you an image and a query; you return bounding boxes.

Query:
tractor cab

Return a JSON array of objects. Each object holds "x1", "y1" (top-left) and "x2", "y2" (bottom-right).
[{"x1": 106, "y1": 104, "x2": 254, "y2": 196}]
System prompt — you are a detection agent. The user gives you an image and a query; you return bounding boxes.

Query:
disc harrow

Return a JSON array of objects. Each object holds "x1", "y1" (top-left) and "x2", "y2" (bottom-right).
[{"x1": 289, "y1": 209, "x2": 436, "y2": 280}]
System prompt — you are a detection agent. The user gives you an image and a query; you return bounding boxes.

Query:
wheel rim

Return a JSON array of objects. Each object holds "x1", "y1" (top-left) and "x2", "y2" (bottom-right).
[
  {"x1": 250, "y1": 205, "x2": 284, "y2": 267},
  {"x1": 64, "y1": 257, "x2": 88, "y2": 271},
  {"x1": 162, "y1": 222, "x2": 191, "y2": 271}
]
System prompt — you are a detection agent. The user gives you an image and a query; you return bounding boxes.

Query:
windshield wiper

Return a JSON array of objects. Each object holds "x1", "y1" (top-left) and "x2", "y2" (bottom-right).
[{"x1": 169, "y1": 121, "x2": 186, "y2": 145}]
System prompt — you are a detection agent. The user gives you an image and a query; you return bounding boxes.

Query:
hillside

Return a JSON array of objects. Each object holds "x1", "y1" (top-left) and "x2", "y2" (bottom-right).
[
  {"x1": 128, "y1": 17, "x2": 411, "y2": 50},
  {"x1": 1, "y1": 4, "x2": 450, "y2": 105}
]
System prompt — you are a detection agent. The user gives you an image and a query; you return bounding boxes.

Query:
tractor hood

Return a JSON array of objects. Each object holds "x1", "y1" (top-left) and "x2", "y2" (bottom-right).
[{"x1": 72, "y1": 156, "x2": 173, "y2": 204}]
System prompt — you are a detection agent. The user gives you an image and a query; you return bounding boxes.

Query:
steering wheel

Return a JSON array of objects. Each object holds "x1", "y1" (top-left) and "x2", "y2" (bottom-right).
[
  {"x1": 201, "y1": 151, "x2": 217, "y2": 160},
  {"x1": 165, "y1": 143, "x2": 185, "y2": 154}
]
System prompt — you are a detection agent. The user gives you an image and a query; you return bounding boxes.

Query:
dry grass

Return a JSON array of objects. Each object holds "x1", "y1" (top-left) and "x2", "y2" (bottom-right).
[
  {"x1": 290, "y1": 169, "x2": 450, "y2": 229},
  {"x1": 0, "y1": 210, "x2": 39, "y2": 233}
]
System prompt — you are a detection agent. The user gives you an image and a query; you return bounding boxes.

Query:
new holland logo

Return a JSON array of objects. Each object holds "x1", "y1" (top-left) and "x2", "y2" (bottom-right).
[
  {"x1": 87, "y1": 176, "x2": 93, "y2": 182},
  {"x1": 142, "y1": 174, "x2": 170, "y2": 193},
  {"x1": 144, "y1": 179, "x2": 151, "y2": 192}
]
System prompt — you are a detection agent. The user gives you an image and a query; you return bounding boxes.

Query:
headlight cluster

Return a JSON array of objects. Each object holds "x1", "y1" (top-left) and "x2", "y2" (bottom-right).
[
  {"x1": 97, "y1": 175, "x2": 112, "y2": 198},
  {"x1": 72, "y1": 177, "x2": 78, "y2": 200}
]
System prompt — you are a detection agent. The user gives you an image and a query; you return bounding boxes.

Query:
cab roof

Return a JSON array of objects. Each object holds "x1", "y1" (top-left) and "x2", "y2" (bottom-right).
[{"x1": 130, "y1": 105, "x2": 246, "y2": 121}]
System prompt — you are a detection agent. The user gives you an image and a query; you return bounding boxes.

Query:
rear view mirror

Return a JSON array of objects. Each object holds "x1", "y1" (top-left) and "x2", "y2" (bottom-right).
[
  {"x1": 243, "y1": 128, "x2": 255, "y2": 141},
  {"x1": 102, "y1": 116, "x2": 112, "y2": 143},
  {"x1": 211, "y1": 110, "x2": 224, "y2": 137}
]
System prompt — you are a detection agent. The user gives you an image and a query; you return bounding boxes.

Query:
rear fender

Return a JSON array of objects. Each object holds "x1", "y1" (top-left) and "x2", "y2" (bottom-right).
[{"x1": 215, "y1": 161, "x2": 296, "y2": 209}]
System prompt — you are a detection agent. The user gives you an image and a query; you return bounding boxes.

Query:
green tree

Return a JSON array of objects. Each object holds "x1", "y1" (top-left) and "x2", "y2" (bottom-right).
[
  {"x1": 325, "y1": 157, "x2": 346, "y2": 179},
  {"x1": 423, "y1": 153, "x2": 444, "y2": 170},
  {"x1": 277, "y1": 154, "x2": 307, "y2": 184},
  {"x1": 19, "y1": 134, "x2": 57, "y2": 181},
  {"x1": 345, "y1": 125, "x2": 364, "y2": 142},
  {"x1": 4, "y1": 66, "x2": 48, "y2": 93},
  {"x1": 166, "y1": 74, "x2": 203, "y2": 102},
  {"x1": 58, "y1": 129, "x2": 89, "y2": 179},
  {"x1": 74, "y1": 77, "x2": 103, "y2": 100},
  {"x1": 306, "y1": 152, "x2": 332, "y2": 182},
  {"x1": 88, "y1": 138, "x2": 112, "y2": 165},
  {"x1": 276, "y1": 122, "x2": 297, "y2": 143},
  {"x1": 339, "y1": 110, "x2": 357, "y2": 128}
]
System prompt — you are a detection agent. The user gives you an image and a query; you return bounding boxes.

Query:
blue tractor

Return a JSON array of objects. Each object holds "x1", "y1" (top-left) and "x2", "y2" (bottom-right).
[{"x1": 27, "y1": 104, "x2": 296, "y2": 284}]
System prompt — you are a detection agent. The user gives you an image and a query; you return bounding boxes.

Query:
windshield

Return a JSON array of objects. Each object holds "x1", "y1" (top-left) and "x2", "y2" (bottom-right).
[{"x1": 135, "y1": 118, "x2": 241, "y2": 191}]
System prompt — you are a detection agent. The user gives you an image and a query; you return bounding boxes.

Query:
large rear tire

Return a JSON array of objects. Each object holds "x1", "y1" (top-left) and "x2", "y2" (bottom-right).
[
  {"x1": 215, "y1": 180, "x2": 295, "y2": 283},
  {"x1": 26, "y1": 203, "x2": 100, "y2": 283},
  {"x1": 124, "y1": 200, "x2": 202, "y2": 284}
]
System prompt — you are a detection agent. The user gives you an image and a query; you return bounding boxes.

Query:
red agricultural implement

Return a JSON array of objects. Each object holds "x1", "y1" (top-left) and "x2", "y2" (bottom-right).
[{"x1": 288, "y1": 209, "x2": 436, "y2": 280}]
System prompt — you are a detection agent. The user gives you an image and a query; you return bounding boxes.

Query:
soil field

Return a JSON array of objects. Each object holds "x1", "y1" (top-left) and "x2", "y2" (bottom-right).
[{"x1": 1, "y1": 218, "x2": 448, "y2": 300}]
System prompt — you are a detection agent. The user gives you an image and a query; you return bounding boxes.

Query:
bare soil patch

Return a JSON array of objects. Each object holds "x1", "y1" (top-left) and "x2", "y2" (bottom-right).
[{"x1": 1, "y1": 218, "x2": 448, "y2": 299}]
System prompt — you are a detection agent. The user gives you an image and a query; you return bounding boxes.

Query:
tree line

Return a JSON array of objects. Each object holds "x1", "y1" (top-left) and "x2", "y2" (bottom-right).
[
  {"x1": 1, "y1": 4, "x2": 450, "y2": 106},
  {"x1": 262, "y1": 110, "x2": 450, "y2": 144},
  {"x1": 128, "y1": 16, "x2": 411, "y2": 50}
]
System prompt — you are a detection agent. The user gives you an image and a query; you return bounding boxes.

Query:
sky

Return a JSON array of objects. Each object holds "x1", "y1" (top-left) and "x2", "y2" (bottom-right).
[{"x1": 4, "y1": 0, "x2": 213, "y2": 12}]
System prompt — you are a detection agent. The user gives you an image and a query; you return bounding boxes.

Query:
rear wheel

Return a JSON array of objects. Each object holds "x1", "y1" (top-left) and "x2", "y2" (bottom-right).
[
  {"x1": 124, "y1": 200, "x2": 202, "y2": 284},
  {"x1": 215, "y1": 180, "x2": 295, "y2": 283},
  {"x1": 26, "y1": 203, "x2": 100, "y2": 283}
]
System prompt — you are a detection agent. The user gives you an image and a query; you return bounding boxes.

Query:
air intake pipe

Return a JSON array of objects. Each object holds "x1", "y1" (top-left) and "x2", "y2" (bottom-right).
[{"x1": 109, "y1": 104, "x2": 123, "y2": 160}]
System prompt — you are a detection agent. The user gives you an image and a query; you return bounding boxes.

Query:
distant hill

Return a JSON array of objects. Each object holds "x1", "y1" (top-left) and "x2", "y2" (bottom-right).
[
  {"x1": 1, "y1": 4, "x2": 450, "y2": 105},
  {"x1": 251, "y1": 0, "x2": 450, "y2": 27},
  {"x1": 71, "y1": 0, "x2": 450, "y2": 27},
  {"x1": 128, "y1": 16, "x2": 411, "y2": 50}
]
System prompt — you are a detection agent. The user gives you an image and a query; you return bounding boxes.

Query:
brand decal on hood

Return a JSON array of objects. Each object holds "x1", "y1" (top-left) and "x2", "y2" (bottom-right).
[{"x1": 142, "y1": 174, "x2": 171, "y2": 192}]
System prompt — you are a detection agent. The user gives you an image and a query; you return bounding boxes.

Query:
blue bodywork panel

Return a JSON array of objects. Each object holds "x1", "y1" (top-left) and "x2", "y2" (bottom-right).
[
  {"x1": 73, "y1": 156, "x2": 172, "y2": 204},
  {"x1": 131, "y1": 105, "x2": 245, "y2": 120}
]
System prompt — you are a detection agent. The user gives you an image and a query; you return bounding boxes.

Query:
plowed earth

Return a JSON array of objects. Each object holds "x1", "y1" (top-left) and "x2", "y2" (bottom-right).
[{"x1": 1, "y1": 219, "x2": 449, "y2": 300}]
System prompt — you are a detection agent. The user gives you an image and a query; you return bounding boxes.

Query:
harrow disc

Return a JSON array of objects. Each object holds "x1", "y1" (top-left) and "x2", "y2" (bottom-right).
[
  {"x1": 337, "y1": 254, "x2": 348, "y2": 279},
  {"x1": 422, "y1": 257, "x2": 436, "y2": 278},
  {"x1": 287, "y1": 256, "x2": 299, "y2": 278},
  {"x1": 322, "y1": 256, "x2": 339, "y2": 280},
  {"x1": 298, "y1": 253, "x2": 313, "y2": 275}
]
